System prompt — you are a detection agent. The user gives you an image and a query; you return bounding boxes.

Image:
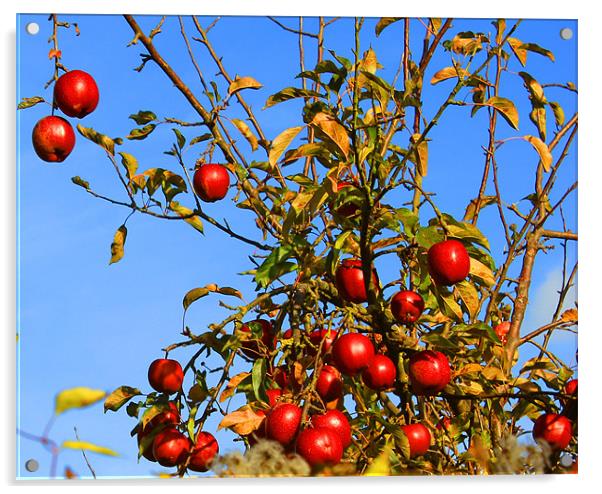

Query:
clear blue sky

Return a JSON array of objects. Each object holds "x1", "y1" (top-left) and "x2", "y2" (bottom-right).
[{"x1": 16, "y1": 14, "x2": 577, "y2": 479}]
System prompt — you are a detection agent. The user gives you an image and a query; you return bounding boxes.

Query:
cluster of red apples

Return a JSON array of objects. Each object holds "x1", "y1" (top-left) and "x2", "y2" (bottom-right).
[{"x1": 32, "y1": 70, "x2": 99, "y2": 162}]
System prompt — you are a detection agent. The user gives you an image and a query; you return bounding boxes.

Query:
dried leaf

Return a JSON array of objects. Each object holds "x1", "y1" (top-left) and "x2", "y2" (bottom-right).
[
  {"x1": 469, "y1": 258, "x2": 496, "y2": 287},
  {"x1": 220, "y1": 372, "x2": 251, "y2": 403},
  {"x1": 269, "y1": 126, "x2": 305, "y2": 168},
  {"x1": 560, "y1": 308, "x2": 578, "y2": 322},
  {"x1": 486, "y1": 97, "x2": 519, "y2": 130},
  {"x1": 104, "y1": 386, "x2": 141, "y2": 412},
  {"x1": 311, "y1": 112, "x2": 350, "y2": 159},
  {"x1": 229, "y1": 76, "x2": 263, "y2": 95},
  {"x1": 231, "y1": 118, "x2": 258, "y2": 152},
  {"x1": 430, "y1": 66, "x2": 469, "y2": 85},
  {"x1": 524, "y1": 135, "x2": 552, "y2": 172},
  {"x1": 218, "y1": 407, "x2": 265, "y2": 436}
]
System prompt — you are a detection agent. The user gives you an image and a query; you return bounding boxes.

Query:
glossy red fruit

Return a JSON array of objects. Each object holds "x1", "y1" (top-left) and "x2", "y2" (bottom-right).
[
  {"x1": 533, "y1": 413, "x2": 572, "y2": 451},
  {"x1": 332, "y1": 181, "x2": 360, "y2": 217},
  {"x1": 436, "y1": 417, "x2": 452, "y2": 432},
  {"x1": 296, "y1": 427, "x2": 343, "y2": 467},
  {"x1": 311, "y1": 410, "x2": 352, "y2": 449},
  {"x1": 400, "y1": 423, "x2": 431, "y2": 457},
  {"x1": 188, "y1": 431, "x2": 219, "y2": 472},
  {"x1": 266, "y1": 388, "x2": 283, "y2": 408},
  {"x1": 272, "y1": 366, "x2": 290, "y2": 389},
  {"x1": 564, "y1": 379, "x2": 578, "y2": 398},
  {"x1": 53, "y1": 70, "x2": 99, "y2": 118},
  {"x1": 193, "y1": 164, "x2": 230, "y2": 202},
  {"x1": 427, "y1": 239, "x2": 470, "y2": 286},
  {"x1": 152, "y1": 428, "x2": 191, "y2": 467},
  {"x1": 308, "y1": 329, "x2": 338, "y2": 357},
  {"x1": 238, "y1": 319, "x2": 276, "y2": 360},
  {"x1": 362, "y1": 354, "x2": 397, "y2": 390},
  {"x1": 137, "y1": 428, "x2": 158, "y2": 462},
  {"x1": 146, "y1": 402, "x2": 180, "y2": 431},
  {"x1": 335, "y1": 259, "x2": 379, "y2": 303},
  {"x1": 148, "y1": 359, "x2": 184, "y2": 394},
  {"x1": 266, "y1": 403, "x2": 302, "y2": 446},
  {"x1": 315, "y1": 365, "x2": 344, "y2": 402},
  {"x1": 391, "y1": 290, "x2": 425, "y2": 324},
  {"x1": 32, "y1": 115, "x2": 75, "y2": 162},
  {"x1": 494, "y1": 321, "x2": 511, "y2": 344},
  {"x1": 408, "y1": 350, "x2": 451, "y2": 396},
  {"x1": 332, "y1": 333, "x2": 375, "y2": 376}
]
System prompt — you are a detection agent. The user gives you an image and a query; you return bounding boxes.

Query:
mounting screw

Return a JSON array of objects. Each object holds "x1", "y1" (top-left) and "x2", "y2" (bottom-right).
[
  {"x1": 25, "y1": 459, "x2": 39, "y2": 472},
  {"x1": 560, "y1": 28, "x2": 573, "y2": 40},
  {"x1": 25, "y1": 22, "x2": 40, "y2": 35}
]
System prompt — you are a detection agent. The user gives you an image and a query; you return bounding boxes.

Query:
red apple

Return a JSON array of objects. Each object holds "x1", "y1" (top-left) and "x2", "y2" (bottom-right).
[
  {"x1": 266, "y1": 403, "x2": 302, "y2": 446},
  {"x1": 362, "y1": 354, "x2": 397, "y2": 390},
  {"x1": 31, "y1": 115, "x2": 75, "y2": 162},
  {"x1": 238, "y1": 319, "x2": 276, "y2": 360},
  {"x1": 427, "y1": 239, "x2": 470, "y2": 286},
  {"x1": 53, "y1": 69, "x2": 99, "y2": 118},
  {"x1": 272, "y1": 366, "x2": 290, "y2": 389},
  {"x1": 315, "y1": 365, "x2": 344, "y2": 402},
  {"x1": 311, "y1": 410, "x2": 352, "y2": 449},
  {"x1": 151, "y1": 428, "x2": 191, "y2": 467},
  {"x1": 564, "y1": 379, "x2": 578, "y2": 399},
  {"x1": 148, "y1": 358, "x2": 184, "y2": 394},
  {"x1": 335, "y1": 259, "x2": 379, "y2": 303},
  {"x1": 332, "y1": 333, "x2": 375, "y2": 376},
  {"x1": 494, "y1": 321, "x2": 511, "y2": 344},
  {"x1": 146, "y1": 402, "x2": 180, "y2": 431},
  {"x1": 193, "y1": 164, "x2": 230, "y2": 202},
  {"x1": 532, "y1": 413, "x2": 572, "y2": 451},
  {"x1": 266, "y1": 388, "x2": 283, "y2": 408},
  {"x1": 391, "y1": 290, "x2": 425, "y2": 324},
  {"x1": 400, "y1": 423, "x2": 431, "y2": 457},
  {"x1": 331, "y1": 181, "x2": 360, "y2": 218},
  {"x1": 188, "y1": 431, "x2": 219, "y2": 472},
  {"x1": 137, "y1": 427, "x2": 159, "y2": 462},
  {"x1": 436, "y1": 417, "x2": 452, "y2": 432},
  {"x1": 296, "y1": 427, "x2": 343, "y2": 467},
  {"x1": 408, "y1": 350, "x2": 451, "y2": 396},
  {"x1": 308, "y1": 329, "x2": 338, "y2": 357}
]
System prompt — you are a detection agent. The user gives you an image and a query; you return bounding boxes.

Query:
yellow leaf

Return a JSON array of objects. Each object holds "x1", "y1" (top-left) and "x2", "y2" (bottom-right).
[
  {"x1": 469, "y1": 258, "x2": 496, "y2": 287},
  {"x1": 269, "y1": 126, "x2": 305, "y2": 168},
  {"x1": 487, "y1": 97, "x2": 519, "y2": 130},
  {"x1": 109, "y1": 225, "x2": 127, "y2": 265},
  {"x1": 231, "y1": 118, "x2": 258, "y2": 152},
  {"x1": 55, "y1": 387, "x2": 106, "y2": 415},
  {"x1": 481, "y1": 366, "x2": 506, "y2": 381},
  {"x1": 311, "y1": 112, "x2": 350, "y2": 159},
  {"x1": 104, "y1": 386, "x2": 141, "y2": 412},
  {"x1": 455, "y1": 280, "x2": 480, "y2": 319},
  {"x1": 524, "y1": 135, "x2": 553, "y2": 172},
  {"x1": 507, "y1": 37, "x2": 527, "y2": 66},
  {"x1": 62, "y1": 440, "x2": 118, "y2": 457},
  {"x1": 228, "y1": 76, "x2": 262, "y2": 95},
  {"x1": 364, "y1": 445, "x2": 392, "y2": 476},
  {"x1": 219, "y1": 372, "x2": 250, "y2": 403},
  {"x1": 410, "y1": 133, "x2": 428, "y2": 176},
  {"x1": 218, "y1": 407, "x2": 265, "y2": 436},
  {"x1": 453, "y1": 363, "x2": 484, "y2": 378},
  {"x1": 169, "y1": 201, "x2": 204, "y2": 234},
  {"x1": 560, "y1": 308, "x2": 578, "y2": 322},
  {"x1": 430, "y1": 66, "x2": 469, "y2": 85}
]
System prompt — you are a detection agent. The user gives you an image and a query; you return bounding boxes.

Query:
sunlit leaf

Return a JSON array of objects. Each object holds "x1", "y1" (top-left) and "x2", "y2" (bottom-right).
[
  {"x1": 524, "y1": 135, "x2": 552, "y2": 172},
  {"x1": 62, "y1": 441, "x2": 118, "y2": 457},
  {"x1": 109, "y1": 225, "x2": 127, "y2": 265},
  {"x1": 55, "y1": 387, "x2": 106, "y2": 415},
  {"x1": 228, "y1": 76, "x2": 263, "y2": 95},
  {"x1": 219, "y1": 372, "x2": 250, "y2": 403},
  {"x1": 311, "y1": 112, "x2": 350, "y2": 159},
  {"x1": 77, "y1": 124, "x2": 116, "y2": 155},
  {"x1": 182, "y1": 287, "x2": 211, "y2": 311},
  {"x1": 469, "y1": 258, "x2": 495, "y2": 286},
  {"x1": 129, "y1": 110, "x2": 157, "y2": 125},
  {"x1": 364, "y1": 445, "x2": 392, "y2": 476},
  {"x1": 231, "y1": 118, "x2": 258, "y2": 152},
  {"x1": 486, "y1": 97, "x2": 519, "y2": 130},
  {"x1": 268, "y1": 126, "x2": 305, "y2": 168},
  {"x1": 455, "y1": 280, "x2": 480, "y2": 319},
  {"x1": 104, "y1": 386, "x2": 141, "y2": 412},
  {"x1": 560, "y1": 308, "x2": 578, "y2": 322},
  {"x1": 18, "y1": 96, "x2": 45, "y2": 110},
  {"x1": 375, "y1": 17, "x2": 401, "y2": 37},
  {"x1": 218, "y1": 407, "x2": 265, "y2": 435},
  {"x1": 169, "y1": 201, "x2": 204, "y2": 234}
]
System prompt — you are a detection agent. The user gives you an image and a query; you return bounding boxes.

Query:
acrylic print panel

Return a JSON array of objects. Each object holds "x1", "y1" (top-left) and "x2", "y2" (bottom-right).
[{"x1": 16, "y1": 13, "x2": 578, "y2": 479}]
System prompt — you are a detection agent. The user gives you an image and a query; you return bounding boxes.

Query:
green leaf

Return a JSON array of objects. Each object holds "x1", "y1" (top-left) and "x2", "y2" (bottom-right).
[
  {"x1": 62, "y1": 441, "x2": 118, "y2": 457},
  {"x1": 486, "y1": 97, "x2": 519, "y2": 130},
  {"x1": 169, "y1": 201, "x2": 204, "y2": 234},
  {"x1": 375, "y1": 17, "x2": 401, "y2": 37},
  {"x1": 265, "y1": 87, "x2": 323, "y2": 108},
  {"x1": 109, "y1": 225, "x2": 127, "y2": 265},
  {"x1": 127, "y1": 124, "x2": 156, "y2": 141},
  {"x1": 55, "y1": 387, "x2": 106, "y2": 415},
  {"x1": 268, "y1": 126, "x2": 305, "y2": 168},
  {"x1": 118, "y1": 152, "x2": 138, "y2": 180},
  {"x1": 77, "y1": 124, "x2": 116, "y2": 155},
  {"x1": 255, "y1": 245, "x2": 297, "y2": 287},
  {"x1": 435, "y1": 290, "x2": 464, "y2": 321},
  {"x1": 443, "y1": 217, "x2": 490, "y2": 251},
  {"x1": 228, "y1": 76, "x2": 263, "y2": 95},
  {"x1": 415, "y1": 225, "x2": 444, "y2": 249},
  {"x1": 231, "y1": 119, "x2": 258, "y2": 152},
  {"x1": 17, "y1": 96, "x2": 45, "y2": 110},
  {"x1": 251, "y1": 358, "x2": 267, "y2": 402},
  {"x1": 129, "y1": 110, "x2": 157, "y2": 125},
  {"x1": 524, "y1": 135, "x2": 553, "y2": 172},
  {"x1": 104, "y1": 386, "x2": 142, "y2": 412},
  {"x1": 173, "y1": 128, "x2": 186, "y2": 149},
  {"x1": 190, "y1": 133, "x2": 213, "y2": 145},
  {"x1": 71, "y1": 176, "x2": 90, "y2": 190},
  {"x1": 183, "y1": 287, "x2": 211, "y2": 311},
  {"x1": 364, "y1": 445, "x2": 393, "y2": 476}
]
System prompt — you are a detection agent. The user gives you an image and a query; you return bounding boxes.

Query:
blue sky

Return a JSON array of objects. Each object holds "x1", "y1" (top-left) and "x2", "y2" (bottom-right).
[{"x1": 16, "y1": 14, "x2": 577, "y2": 479}]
